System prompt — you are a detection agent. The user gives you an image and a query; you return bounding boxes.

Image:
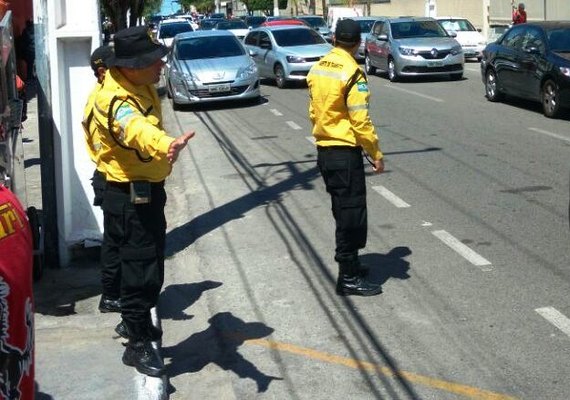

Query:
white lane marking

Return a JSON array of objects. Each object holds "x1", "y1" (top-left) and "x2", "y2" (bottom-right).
[
  {"x1": 384, "y1": 84, "x2": 444, "y2": 103},
  {"x1": 372, "y1": 185, "x2": 411, "y2": 208},
  {"x1": 432, "y1": 230, "x2": 492, "y2": 268},
  {"x1": 270, "y1": 108, "x2": 283, "y2": 116},
  {"x1": 528, "y1": 127, "x2": 570, "y2": 144},
  {"x1": 286, "y1": 121, "x2": 302, "y2": 130},
  {"x1": 536, "y1": 307, "x2": 570, "y2": 338},
  {"x1": 306, "y1": 136, "x2": 315, "y2": 144},
  {"x1": 136, "y1": 374, "x2": 167, "y2": 400}
]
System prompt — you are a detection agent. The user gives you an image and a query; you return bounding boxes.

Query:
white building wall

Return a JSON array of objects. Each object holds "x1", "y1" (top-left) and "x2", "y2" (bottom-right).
[{"x1": 34, "y1": 0, "x2": 102, "y2": 265}]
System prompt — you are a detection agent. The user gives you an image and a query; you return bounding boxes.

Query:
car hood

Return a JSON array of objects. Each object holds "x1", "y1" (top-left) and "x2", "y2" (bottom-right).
[
  {"x1": 453, "y1": 31, "x2": 485, "y2": 45},
  {"x1": 176, "y1": 55, "x2": 254, "y2": 83},
  {"x1": 394, "y1": 36, "x2": 460, "y2": 50},
  {"x1": 280, "y1": 43, "x2": 333, "y2": 56}
]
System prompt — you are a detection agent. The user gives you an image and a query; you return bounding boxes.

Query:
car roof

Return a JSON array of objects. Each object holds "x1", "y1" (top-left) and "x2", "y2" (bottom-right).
[
  {"x1": 385, "y1": 16, "x2": 435, "y2": 23},
  {"x1": 260, "y1": 19, "x2": 307, "y2": 26},
  {"x1": 516, "y1": 21, "x2": 570, "y2": 30},
  {"x1": 346, "y1": 16, "x2": 383, "y2": 21},
  {"x1": 175, "y1": 30, "x2": 237, "y2": 40},
  {"x1": 253, "y1": 24, "x2": 312, "y2": 31},
  {"x1": 159, "y1": 18, "x2": 191, "y2": 25},
  {"x1": 435, "y1": 16, "x2": 471, "y2": 20}
]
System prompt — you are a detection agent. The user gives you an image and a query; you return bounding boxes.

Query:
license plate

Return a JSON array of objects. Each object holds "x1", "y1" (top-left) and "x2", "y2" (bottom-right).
[
  {"x1": 208, "y1": 84, "x2": 231, "y2": 93},
  {"x1": 427, "y1": 61, "x2": 444, "y2": 67}
]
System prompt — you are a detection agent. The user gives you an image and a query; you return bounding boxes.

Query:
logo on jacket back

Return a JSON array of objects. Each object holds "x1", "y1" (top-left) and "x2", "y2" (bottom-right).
[{"x1": 0, "y1": 202, "x2": 25, "y2": 242}]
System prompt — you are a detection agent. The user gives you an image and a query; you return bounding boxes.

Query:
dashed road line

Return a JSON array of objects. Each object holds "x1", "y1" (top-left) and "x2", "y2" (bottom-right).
[
  {"x1": 286, "y1": 121, "x2": 303, "y2": 130},
  {"x1": 270, "y1": 108, "x2": 283, "y2": 116},
  {"x1": 535, "y1": 307, "x2": 570, "y2": 338},
  {"x1": 384, "y1": 84, "x2": 444, "y2": 102},
  {"x1": 246, "y1": 337, "x2": 517, "y2": 399},
  {"x1": 372, "y1": 185, "x2": 411, "y2": 208},
  {"x1": 305, "y1": 136, "x2": 315, "y2": 144},
  {"x1": 432, "y1": 230, "x2": 492, "y2": 268},
  {"x1": 528, "y1": 127, "x2": 570, "y2": 144}
]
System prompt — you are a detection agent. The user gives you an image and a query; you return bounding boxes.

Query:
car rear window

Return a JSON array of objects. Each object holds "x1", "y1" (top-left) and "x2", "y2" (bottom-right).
[
  {"x1": 272, "y1": 28, "x2": 326, "y2": 46},
  {"x1": 216, "y1": 21, "x2": 248, "y2": 30},
  {"x1": 177, "y1": 36, "x2": 245, "y2": 59},
  {"x1": 391, "y1": 20, "x2": 448, "y2": 39},
  {"x1": 159, "y1": 22, "x2": 193, "y2": 38}
]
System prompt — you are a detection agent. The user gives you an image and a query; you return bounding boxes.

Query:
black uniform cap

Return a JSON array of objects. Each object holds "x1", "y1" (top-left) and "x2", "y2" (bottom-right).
[
  {"x1": 90, "y1": 45, "x2": 114, "y2": 73},
  {"x1": 335, "y1": 19, "x2": 361, "y2": 45}
]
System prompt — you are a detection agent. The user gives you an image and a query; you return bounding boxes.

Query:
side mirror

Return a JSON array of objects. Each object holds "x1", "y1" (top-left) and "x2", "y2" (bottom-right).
[
  {"x1": 448, "y1": 30, "x2": 458, "y2": 38},
  {"x1": 378, "y1": 34, "x2": 388, "y2": 41},
  {"x1": 249, "y1": 49, "x2": 258, "y2": 57}
]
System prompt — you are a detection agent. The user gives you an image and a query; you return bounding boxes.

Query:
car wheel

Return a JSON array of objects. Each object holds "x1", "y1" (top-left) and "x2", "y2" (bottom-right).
[
  {"x1": 485, "y1": 69, "x2": 504, "y2": 102},
  {"x1": 365, "y1": 54, "x2": 376, "y2": 75},
  {"x1": 171, "y1": 96, "x2": 182, "y2": 111},
  {"x1": 542, "y1": 79, "x2": 562, "y2": 118},
  {"x1": 275, "y1": 64, "x2": 287, "y2": 89},
  {"x1": 387, "y1": 58, "x2": 398, "y2": 82}
]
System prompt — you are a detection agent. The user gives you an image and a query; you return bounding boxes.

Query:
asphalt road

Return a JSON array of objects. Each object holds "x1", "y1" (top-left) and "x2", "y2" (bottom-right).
[{"x1": 157, "y1": 63, "x2": 570, "y2": 400}]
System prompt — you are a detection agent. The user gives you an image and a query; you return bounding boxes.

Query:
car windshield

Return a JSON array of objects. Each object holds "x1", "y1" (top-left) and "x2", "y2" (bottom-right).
[
  {"x1": 391, "y1": 20, "x2": 448, "y2": 39},
  {"x1": 547, "y1": 28, "x2": 570, "y2": 52},
  {"x1": 272, "y1": 28, "x2": 326, "y2": 46},
  {"x1": 177, "y1": 36, "x2": 245, "y2": 59},
  {"x1": 200, "y1": 19, "x2": 223, "y2": 30},
  {"x1": 159, "y1": 22, "x2": 193, "y2": 38},
  {"x1": 357, "y1": 20, "x2": 376, "y2": 33},
  {"x1": 216, "y1": 21, "x2": 248, "y2": 29},
  {"x1": 299, "y1": 17, "x2": 326, "y2": 28},
  {"x1": 439, "y1": 19, "x2": 476, "y2": 32}
]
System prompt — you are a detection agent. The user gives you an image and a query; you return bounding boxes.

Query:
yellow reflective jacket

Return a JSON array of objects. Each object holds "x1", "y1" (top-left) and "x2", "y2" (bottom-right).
[
  {"x1": 92, "y1": 68, "x2": 175, "y2": 183},
  {"x1": 307, "y1": 47, "x2": 383, "y2": 161},
  {"x1": 82, "y1": 81, "x2": 104, "y2": 172}
]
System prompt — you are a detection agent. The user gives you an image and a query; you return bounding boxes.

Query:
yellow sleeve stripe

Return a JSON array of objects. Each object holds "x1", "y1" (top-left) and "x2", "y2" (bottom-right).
[{"x1": 309, "y1": 69, "x2": 348, "y2": 80}]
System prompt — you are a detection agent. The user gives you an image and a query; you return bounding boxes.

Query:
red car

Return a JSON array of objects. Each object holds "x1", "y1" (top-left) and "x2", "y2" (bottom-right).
[{"x1": 261, "y1": 19, "x2": 307, "y2": 27}]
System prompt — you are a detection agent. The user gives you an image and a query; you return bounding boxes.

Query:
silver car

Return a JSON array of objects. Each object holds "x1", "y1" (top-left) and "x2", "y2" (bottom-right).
[
  {"x1": 345, "y1": 16, "x2": 382, "y2": 61},
  {"x1": 296, "y1": 15, "x2": 332, "y2": 42},
  {"x1": 243, "y1": 25, "x2": 333, "y2": 88},
  {"x1": 364, "y1": 17, "x2": 464, "y2": 81},
  {"x1": 165, "y1": 31, "x2": 260, "y2": 108}
]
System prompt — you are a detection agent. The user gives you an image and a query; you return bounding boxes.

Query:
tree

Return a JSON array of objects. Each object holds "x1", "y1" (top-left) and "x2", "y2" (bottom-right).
[{"x1": 100, "y1": 0, "x2": 161, "y2": 32}]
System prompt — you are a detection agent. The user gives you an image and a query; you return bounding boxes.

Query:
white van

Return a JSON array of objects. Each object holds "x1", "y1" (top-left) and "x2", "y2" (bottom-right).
[
  {"x1": 436, "y1": 17, "x2": 486, "y2": 61},
  {"x1": 327, "y1": 6, "x2": 364, "y2": 38}
]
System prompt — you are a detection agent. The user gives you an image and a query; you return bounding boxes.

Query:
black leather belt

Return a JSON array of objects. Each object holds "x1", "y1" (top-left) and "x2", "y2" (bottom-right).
[{"x1": 317, "y1": 145, "x2": 361, "y2": 151}]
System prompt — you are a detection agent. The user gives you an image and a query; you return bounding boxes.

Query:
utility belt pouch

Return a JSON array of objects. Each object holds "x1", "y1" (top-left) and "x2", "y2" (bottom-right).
[{"x1": 130, "y1": 181, "x2": 151, "y2": 204}]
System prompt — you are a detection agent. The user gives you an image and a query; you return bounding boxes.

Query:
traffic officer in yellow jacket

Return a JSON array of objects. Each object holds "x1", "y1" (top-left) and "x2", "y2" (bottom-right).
[
  {"x1": 307, "y1": 19, "x2": 384, "y2": 297},
  {"x1": 82, "y1": 45, "x2": 123, "y2": 315},
  {"x1": 92, "y1": 26, "x2": 194, "y2": 376}
]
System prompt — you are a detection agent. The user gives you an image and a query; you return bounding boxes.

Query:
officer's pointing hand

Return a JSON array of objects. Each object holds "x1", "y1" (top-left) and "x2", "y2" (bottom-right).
[
  {"x1": 167, "y1": 131, "x2": 195, "y2": 164},
  {"x1": 372, "y1": 158, "x2": 384, "y2": 174}
]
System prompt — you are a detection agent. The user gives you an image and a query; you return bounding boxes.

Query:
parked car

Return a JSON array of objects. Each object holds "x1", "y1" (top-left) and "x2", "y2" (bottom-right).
[
  {"x1": 213, "y1": 20, "x2": 250, "y2": 40},
  {"x1": 480, "y1": 21, "x2": 570, "y2": 118},
  {"x1": 164, "y1": 30, "x2": 260, "y2": 108},
  {"x1": 296, "y1": 15, "x2": 332, "y2": 42},
  {"x1": 343, "y1": 16, "x2": 381, "y2": 61},
  {"x1": 364, "y1": 17, "x2": 464, "y2": 81},
  {"x1": 243, "y1": 25, "x2": 333, "y2": 88},
  {"x1": 199, "y1": 18, "x2": 226, "y2": 30},
  {"x1": 436, "y1": 16, "x2": 486, "y2": 61},
  {"x1": 156, "y1": 18, "x2": 195, "y2": 47},
  {"x1": 244, "y1": 16, "x2": 267, "y2": 29},
  {"x1": 487, "y1": 24, "x2": 510, "y2": 44}
]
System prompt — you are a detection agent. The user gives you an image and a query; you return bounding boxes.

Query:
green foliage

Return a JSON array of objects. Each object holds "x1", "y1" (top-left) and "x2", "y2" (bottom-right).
[{"x1": 143, "y1": 0, "x2": 162, "y2": 16}]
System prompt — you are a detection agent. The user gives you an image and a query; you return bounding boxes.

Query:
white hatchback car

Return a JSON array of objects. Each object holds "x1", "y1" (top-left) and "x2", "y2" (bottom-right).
[{"x1": 436, "y1": 17, "x2": 486, "y2": 61}]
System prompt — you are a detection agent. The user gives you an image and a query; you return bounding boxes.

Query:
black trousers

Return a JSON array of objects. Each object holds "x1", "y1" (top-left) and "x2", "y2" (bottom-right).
[
  {"x1": 102, "y1": 181, "x2": 166, "y2": 334},
  {"x1": 317, "y1": 146, "x2": 367, "y2": 265},
  {"x1": 92, "y1": 170, "x2": 121, "y2": 301}
]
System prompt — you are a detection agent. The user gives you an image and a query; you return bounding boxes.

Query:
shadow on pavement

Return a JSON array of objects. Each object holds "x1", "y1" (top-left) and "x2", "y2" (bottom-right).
[
  {"x1": 163, "y1": 311, "x2": 282, "y2": 393},
  {"x1": 361, "y1": 246, "x2": 412, "y2": 287},
  {"x1": 159, "y1": 280, "x2": 222, "y2": 321}
]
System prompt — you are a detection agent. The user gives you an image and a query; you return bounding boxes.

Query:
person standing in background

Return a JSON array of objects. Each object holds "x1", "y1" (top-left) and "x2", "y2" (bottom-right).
[
  {"x1": 512, "y1": 3, "x2": 527, "y2": 25},
  {"x1": 82, "y1": 45, "x2": 123, "y2": 316}
]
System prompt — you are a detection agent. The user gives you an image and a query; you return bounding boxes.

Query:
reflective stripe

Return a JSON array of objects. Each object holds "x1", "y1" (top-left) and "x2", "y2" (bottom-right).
[
  {"x1": 348, "y1": 104, "x2": 369, "y2": 112},
  {"x1": 309, "y1": 69, "x2": 348, "y2": 80}
]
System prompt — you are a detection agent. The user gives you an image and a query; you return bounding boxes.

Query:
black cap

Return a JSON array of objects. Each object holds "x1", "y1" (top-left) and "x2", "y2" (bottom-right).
[
  {"x1": 335, "y1": 19, "x2": 361, "y2": 45},
  {"x1": 108, "y1": 26, "x2": 169, "y2": 69},
  {"x1": 90, "y1": 45, "x2": 114, "y2": 73}
]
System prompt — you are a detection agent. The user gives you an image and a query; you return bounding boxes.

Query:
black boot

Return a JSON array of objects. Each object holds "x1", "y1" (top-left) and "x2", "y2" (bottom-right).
[
  {"x1": 115, "y1": 320, "x2": 163, "y2": 341},
  {"x1": 122, "y1": 340, "x2": 165, "y2": 377},
  {"x1": 98, "y1": 295, "x2": 121, "y2": 313},
  {"x1": 336, "y1": 262, "x2": 381, "y2": 296}
]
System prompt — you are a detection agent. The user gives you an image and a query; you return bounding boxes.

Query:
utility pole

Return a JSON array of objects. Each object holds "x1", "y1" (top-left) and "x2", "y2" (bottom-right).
[{"x1": 273, "y1": 0, "x2": 279, "y2": 16}]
